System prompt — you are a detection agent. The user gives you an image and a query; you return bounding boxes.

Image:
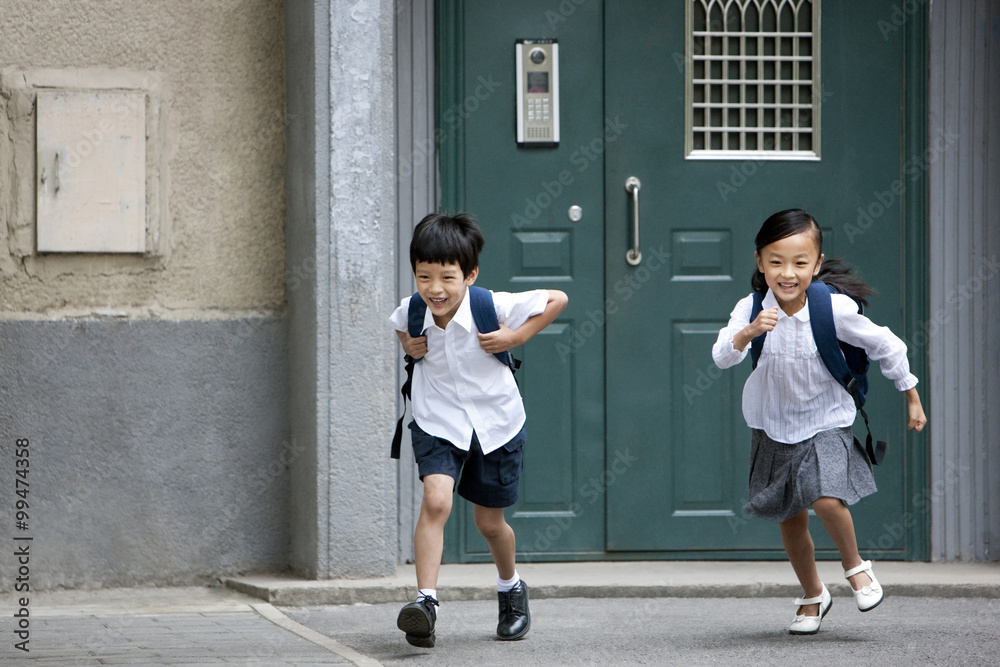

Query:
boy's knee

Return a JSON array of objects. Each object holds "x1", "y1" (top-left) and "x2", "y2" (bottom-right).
[
  {"x1": 475, "y1": 520, "x2": 508, "y2": 541},
  {"x1": 421, "y1": 486, "x2": 453, "y2": 520},
  {"x1": 473, "y1": 510, "x2": 509, "y2": 539}
]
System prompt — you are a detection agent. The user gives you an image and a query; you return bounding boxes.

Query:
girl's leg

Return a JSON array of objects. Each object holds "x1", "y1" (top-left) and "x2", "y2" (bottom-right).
[
  {"x1": 414, "y1": 474, "x2": 455, "y2": 591},
  {"x1": 473, "y1": 504, "x2": 516, "y2": 580},
  {"x1": 811, "y1": 497, "x2": 873, "y2": 590},
  {"x1": 780, "y1": 509, "x2": 823, "y2": 616}
]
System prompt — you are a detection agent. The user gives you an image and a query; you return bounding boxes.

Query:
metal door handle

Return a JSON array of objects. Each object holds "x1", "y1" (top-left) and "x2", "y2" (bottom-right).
[{"x1": 625, "y1": 176, "x2": 641, "y2": 265}]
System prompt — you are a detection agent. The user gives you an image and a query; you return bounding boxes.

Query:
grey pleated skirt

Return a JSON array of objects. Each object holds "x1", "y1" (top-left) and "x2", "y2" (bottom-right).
[{"x1": 744, "y1": 426, "x2": 877, "y2": 523}]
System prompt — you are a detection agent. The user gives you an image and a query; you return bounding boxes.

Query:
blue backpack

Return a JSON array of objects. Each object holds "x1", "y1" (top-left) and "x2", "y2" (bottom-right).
[
  {"x1": 390, "y1": 286, "x2": 520, "y2": 459},
  {"x1": 749, "y1": 280, "x2": 886, "y2": 465}
]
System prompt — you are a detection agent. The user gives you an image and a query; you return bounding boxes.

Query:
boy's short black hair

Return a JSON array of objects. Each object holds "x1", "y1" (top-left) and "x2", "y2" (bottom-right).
[{"x1": 409, "y1": 212, "x2": 485, "y2": 278}]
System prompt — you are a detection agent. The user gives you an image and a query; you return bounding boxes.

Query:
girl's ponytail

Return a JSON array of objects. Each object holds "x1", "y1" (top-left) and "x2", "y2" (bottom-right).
[
  {"x1": 751, "y1": 209, "x2": 875, "y2": 307},
  {"x1": 815, "y1": 258, "x2": 875, "y2": 308}
]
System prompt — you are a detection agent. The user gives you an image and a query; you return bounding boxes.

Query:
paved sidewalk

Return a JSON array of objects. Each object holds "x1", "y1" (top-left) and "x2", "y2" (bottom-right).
[
  {"x1": 7, "y1": 561, "x2": 999, "y2": 665},
  {"x1": 7, "y1": 586, "x2": 375, "y2": 666}
]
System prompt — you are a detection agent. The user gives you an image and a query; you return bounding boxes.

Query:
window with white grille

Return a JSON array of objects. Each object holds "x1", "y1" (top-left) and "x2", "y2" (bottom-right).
[{"x1": 686, "y1": 0, "x2": 820, "y2": 160}]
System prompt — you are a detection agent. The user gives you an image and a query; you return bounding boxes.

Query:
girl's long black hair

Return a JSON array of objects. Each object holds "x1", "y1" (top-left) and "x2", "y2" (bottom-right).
[{"x1": 751, "y1": 209, "x2": 875, "y2": 307}]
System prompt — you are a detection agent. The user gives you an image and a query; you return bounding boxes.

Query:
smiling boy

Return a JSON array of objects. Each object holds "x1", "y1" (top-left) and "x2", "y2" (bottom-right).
[{"x1": 389, "y1": 212, "x2": 568, "y2": 647}]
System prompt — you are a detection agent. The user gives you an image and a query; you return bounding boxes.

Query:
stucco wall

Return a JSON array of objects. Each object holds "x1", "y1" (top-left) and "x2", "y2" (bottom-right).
[{"x1": 0, "y1": 0, "x2": 285, "y2": 315}]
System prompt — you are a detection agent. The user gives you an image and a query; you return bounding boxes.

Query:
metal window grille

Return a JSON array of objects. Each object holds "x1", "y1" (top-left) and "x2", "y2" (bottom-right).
[{"x1": 685, "y1": 0, "x2": 820, "y2": 160}]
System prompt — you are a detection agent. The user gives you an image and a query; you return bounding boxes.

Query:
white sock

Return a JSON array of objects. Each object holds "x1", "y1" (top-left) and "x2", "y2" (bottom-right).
[
  {"x1": 497, "y1": 571, "x2": 520, "y2": 592},
  {"x1": 417, "y1": 589, "x2": 438, "y2": 618}
]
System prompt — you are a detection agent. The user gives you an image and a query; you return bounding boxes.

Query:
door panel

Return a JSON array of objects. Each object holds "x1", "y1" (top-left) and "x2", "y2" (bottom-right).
[
  {"x1": 442, "y1": 0, "x2": 608, "y2": 560},
  {"x1": 440, "y1": 0, "x2": 920, "y2": 561},
  {"x1": 604, "y1": 0, "x2": 907, "y2": 554}
]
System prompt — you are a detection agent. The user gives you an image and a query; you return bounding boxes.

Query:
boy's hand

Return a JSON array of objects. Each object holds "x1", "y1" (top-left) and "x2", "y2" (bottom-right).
[
  {"x1": 477, "y1": 324, "x2": 520, "y2": 355},
  {"x1": 397, "y1": 331, "x2": 427, "y2": 360},
  {"x1": 904, "y1": 387, "x2": 927, "y2": 432}
]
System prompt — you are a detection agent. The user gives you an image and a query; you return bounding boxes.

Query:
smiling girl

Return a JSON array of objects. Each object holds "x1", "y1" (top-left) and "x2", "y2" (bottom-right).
[{"x1": 713, "y1": 209, "x2": 926, "y2": 635}]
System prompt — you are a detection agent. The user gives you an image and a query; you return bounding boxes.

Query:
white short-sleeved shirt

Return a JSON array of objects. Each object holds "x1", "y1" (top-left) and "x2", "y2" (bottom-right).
[
  {"x1": 389, "y1": 288, "x2": 548, "y2": 454},
  {"x1": 712, "y1": 289, "x2": 918, "y2": 444}
]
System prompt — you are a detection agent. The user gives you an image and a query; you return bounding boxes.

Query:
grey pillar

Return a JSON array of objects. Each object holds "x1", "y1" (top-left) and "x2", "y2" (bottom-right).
[
  {"x1": 928, "y1": 0, "x2": 1000, "y2": 561},
  {"x1": 284, "y1": 0, "x2": 397, "y2": 578}
]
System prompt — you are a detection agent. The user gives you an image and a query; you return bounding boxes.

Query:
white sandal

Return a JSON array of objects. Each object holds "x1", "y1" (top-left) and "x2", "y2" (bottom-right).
[
  {"x1": 845, "y1": 560, "x2": 884, "y2": 611},
  {"x1": 789, "y1": 583, "x2": 832, "y2": 635}
]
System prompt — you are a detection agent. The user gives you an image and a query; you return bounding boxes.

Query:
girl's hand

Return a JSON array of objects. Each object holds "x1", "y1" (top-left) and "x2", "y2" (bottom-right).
[
  {"x1": 751, "y1": 306, "x2": 779, "y2": 337},
  {"x1": 904, "y1": 387, "x2": 927, "y2": 431},
  {"x1": 478, "y1": 324, "x2": 519, "y2": 354},
  {"x1": 397, "y1": 331, "x2": 427, "y2": 359},
  {"x1": 732, "y1": 306, "x2": 780, "y2": 353}
]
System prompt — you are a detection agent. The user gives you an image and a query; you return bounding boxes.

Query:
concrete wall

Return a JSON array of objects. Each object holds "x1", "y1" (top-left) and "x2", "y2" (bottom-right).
[
  {"x1": 0, "y1": 0, "x2": 290, "y2": 588},
  {"x1": 283, "y1": 0, "x2": 398, "y2": 578}
]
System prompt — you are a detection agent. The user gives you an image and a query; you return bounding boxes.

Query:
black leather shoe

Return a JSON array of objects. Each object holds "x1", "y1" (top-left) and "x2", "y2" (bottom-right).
[
  {"x1": 497, "y1": 580, "x2": 530, "y2": 640},
  {"x1": 397, "y1": 596, "x2": 438, "y2": 648}
]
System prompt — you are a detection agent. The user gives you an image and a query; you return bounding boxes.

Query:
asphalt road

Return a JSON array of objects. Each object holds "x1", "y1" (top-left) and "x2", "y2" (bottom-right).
[{"x1": 283, "y1": 596, "x2": 1000, "y2": 666}]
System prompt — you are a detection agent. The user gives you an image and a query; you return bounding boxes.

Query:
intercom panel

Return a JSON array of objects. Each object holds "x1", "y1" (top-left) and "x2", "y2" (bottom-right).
[{"x1": 516, "y1": 39, "x2": 559, "y2": 147}]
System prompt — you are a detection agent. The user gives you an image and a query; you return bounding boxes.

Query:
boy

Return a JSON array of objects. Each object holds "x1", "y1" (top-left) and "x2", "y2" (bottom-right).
[{"x1": 389, "y1": 212, "x2": 568, "y2": 647}]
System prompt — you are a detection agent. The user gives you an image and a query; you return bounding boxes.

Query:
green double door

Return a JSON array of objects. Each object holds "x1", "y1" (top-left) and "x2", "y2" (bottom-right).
[{"x1": 440, "y1": 0, "x2": 926, "y2": 561}]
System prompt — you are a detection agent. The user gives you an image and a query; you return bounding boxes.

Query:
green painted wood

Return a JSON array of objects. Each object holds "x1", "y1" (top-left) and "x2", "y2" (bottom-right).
[
  {"x1": 900, "y1": 3, "x2": 930, "y2": 562},
  {"x1": 438, "y1": 0, "x2": 928, "y2": 561},
  {"x1": 603, "y1": 0, "x2": 921, "y2": 556},
  {"x1": 437, "y1": 0, "x2": 609, "y2": 561}
]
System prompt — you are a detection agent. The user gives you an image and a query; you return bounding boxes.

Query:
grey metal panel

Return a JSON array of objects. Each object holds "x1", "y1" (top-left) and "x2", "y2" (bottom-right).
[
  {"x1": 395, "y1": 0, "x2": 437, "y2": 564},
  {"x1": 985, "y1": 0, "x2": 1000, "y2": 561},
  {"x1": 928, "y1": 0, "x2": 1000, "y2": 561}
]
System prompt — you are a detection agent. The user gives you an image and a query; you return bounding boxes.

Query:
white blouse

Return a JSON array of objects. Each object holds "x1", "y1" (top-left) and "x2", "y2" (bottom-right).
[
  {"x1": 712, "y1": 289, "x2": 918, "y2": 444},
  {"x1": 389, "y1": 288, "x2": 548, "y2": 454}
]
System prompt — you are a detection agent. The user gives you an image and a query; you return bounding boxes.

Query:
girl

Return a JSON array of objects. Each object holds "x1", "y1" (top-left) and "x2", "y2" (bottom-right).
[{"x1": 712, "y1": 209, "x2": 926, "y2": 635}]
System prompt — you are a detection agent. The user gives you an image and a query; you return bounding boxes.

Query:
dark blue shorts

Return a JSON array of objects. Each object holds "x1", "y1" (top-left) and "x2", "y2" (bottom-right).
[{"x1": 409, "y1": 421, "x2": 525, "y2": 508}]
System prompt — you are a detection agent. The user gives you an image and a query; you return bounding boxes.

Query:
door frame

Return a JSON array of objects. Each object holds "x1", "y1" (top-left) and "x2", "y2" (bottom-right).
[{"x1": 432, "y1": 0, "x2": 929, "y2": 562}]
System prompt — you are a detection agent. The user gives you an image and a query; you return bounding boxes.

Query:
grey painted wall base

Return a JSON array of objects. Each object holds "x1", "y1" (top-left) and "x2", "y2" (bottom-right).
[{"x1": 0, "y1": 318, "x2": 290, "y2": 590}]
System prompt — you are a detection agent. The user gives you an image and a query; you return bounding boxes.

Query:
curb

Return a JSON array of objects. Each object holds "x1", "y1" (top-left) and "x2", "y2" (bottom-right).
[{"x1": 224, "y1": 577, "x2": 1000, "y2": 607}]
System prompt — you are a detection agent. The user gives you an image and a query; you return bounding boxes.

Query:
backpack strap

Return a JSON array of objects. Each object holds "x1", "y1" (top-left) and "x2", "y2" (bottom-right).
[
  {"x1": 749, "y1": 290, "x2": 766, "y2": 369},
  {"x1": 807, "y1": 281, "x2": 858, "y2": 402},
  {"x1": 468, "y1": 286, "x2": 521, "y2": 373},
  {"x1": 391, "y1": 287, "x2": 520, "y2": 459},
  {"x1": 807, "y1": 281, "x2": 886, "y2": 465},
  {"x1": 391, "y1": 293, "x2": 429, "y2": 459}
]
